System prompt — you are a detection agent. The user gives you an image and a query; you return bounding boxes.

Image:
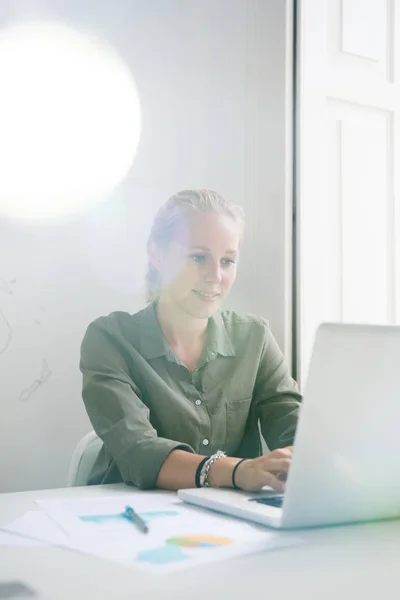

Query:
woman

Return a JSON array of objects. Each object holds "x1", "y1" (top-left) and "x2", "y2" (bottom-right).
[{"x1": 80, "y1": 189, "x2": 301, "y2": 492}]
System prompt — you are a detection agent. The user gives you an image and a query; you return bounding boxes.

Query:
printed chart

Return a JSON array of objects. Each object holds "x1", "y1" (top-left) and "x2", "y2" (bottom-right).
[{"x1": 32, "y1": 493, "x2": 300, "y2": 572}]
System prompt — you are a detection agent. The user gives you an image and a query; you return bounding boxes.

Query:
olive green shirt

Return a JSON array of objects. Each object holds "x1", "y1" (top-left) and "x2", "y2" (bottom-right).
[{"x1": 80, "y1": 302, "x2": 302, "y2": 489}]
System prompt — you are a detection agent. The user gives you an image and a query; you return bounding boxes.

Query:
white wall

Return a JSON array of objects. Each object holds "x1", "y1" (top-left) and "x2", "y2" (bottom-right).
[{"x1": 0, "y1": 0, "x2": 293, "y2": 492}]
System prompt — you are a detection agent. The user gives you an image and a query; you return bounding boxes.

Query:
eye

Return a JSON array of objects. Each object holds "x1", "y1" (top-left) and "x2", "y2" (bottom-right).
[
  {"x1": 189, "y1": 254, "x2": 206, "y2": 263},
  {"x1": 221, "y1": 258, "x2": 236, "y2": 267}
]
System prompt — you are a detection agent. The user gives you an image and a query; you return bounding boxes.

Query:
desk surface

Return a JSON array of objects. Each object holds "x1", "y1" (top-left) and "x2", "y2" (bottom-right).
[{"x1": 1, "y1": 484, "x2": 400, "y2": 600}]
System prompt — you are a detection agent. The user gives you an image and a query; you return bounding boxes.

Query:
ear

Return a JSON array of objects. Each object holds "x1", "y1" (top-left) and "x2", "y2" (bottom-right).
[{"x1": 147, "y1": 239, "x2": 163, "y2": 269}]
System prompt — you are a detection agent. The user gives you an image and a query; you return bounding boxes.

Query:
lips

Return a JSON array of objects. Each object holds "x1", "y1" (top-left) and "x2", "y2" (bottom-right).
[{"x1": 192, "y1": 290, "x2": 220, "y2": 299}]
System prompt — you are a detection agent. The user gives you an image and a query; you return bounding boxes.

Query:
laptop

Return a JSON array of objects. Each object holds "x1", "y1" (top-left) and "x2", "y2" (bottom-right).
[{"x1": 178, "y1": 323, "x2": 400, "y2": 529}]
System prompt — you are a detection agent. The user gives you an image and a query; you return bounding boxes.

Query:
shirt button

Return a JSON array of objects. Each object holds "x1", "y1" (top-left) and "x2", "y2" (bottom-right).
[
  {"x1": 202, "y1": 438, "x2": 209, "y2": 446},
  {"x1": 195, "y1": 399, "x2": 202, "y2": 406}
]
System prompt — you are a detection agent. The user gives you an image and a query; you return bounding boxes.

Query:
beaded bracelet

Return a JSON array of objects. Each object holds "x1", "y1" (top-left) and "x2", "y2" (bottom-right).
[{"x1": 199, "y1": 450, "x2": 227, "y2": 487}]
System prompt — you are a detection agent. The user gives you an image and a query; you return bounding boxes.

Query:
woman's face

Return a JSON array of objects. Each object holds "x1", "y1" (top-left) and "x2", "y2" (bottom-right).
[{"x1": 153, "y1": 212, "x2": 241, "y2": 319}]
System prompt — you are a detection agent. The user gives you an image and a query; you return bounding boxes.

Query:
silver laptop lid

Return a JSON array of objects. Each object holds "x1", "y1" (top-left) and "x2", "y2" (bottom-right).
[{"x1": 282, "y1": 323, "x2": 400, "y2": 528}]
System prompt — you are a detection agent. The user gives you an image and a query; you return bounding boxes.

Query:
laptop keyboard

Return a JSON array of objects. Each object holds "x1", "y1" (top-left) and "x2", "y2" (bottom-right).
[{"x1": 248, "y1": 495, "x2": 284, "y2": 508}]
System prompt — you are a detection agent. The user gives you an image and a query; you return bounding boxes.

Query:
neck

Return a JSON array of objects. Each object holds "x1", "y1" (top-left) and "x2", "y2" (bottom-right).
[{"x1": 155, "y1": 297, "x2": 208, "y2": 349}]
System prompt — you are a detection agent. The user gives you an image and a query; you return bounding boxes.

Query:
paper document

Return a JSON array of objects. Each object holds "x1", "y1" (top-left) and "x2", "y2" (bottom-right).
[
  {"x1": 1, "y1": 511, "x2": 79, "y2": 548},
  {"x1": 0, "y1": 527, "x2": 48, "y2": 548},
  {"x1": 31, "y1": 492, "x2": 301, "y2": 572}
]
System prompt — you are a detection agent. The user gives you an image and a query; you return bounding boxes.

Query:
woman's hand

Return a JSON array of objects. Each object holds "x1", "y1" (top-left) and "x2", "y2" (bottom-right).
[{"x1": 233, "y1": 447, "x2": 292, "y2": 492}]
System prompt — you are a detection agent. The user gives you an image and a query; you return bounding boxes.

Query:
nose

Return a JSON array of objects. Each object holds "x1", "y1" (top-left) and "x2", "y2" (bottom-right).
[{"x1": 204, "y1": 259, "x2": 222, "y2": 284}]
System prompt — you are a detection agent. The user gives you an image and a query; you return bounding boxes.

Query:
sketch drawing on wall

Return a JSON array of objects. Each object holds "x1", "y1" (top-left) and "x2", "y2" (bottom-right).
[
  {"x1": 0, "y1": 308, "x2": 12, "y2": 358},
  {"x1": 18, "y1": 358, "x2": 52, "y2": 402},
  {"x1": 1, "y1": 277, "x2": 52, "y2": 400},
  {"x1": 0, "y1": 278, "x2": 15, "y2": 358}
]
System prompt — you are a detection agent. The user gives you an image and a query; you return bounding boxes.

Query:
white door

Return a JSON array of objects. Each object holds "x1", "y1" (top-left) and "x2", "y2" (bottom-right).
[{"x1": 298, "y1": 0, "x2": 400, "y2": 383}]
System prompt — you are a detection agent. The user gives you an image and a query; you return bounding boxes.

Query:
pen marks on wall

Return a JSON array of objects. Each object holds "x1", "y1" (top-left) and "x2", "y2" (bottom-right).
[
  {"x1": 0, "y1": 277, "x2": 16, "y2": 294},
  {"x1": 18, "y1": 358, "x2": 52, "y2": 402},
  {"x1": 0, "y1": 277, "x2": 52, "y2": 401},
  {"x1": 33, "y1": 306, "x2": 47, "y2": 326},
  {"x1": 0, "y1": 308, "x2": 12, "y2": 357},
  {"x1": 0, "y1": 278, "x2": 15, "y2": 358}
]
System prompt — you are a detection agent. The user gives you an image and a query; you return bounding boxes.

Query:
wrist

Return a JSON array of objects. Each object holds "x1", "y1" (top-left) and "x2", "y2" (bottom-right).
[
  {"x1": 207, "y1": 456, "x2": 242, "y2": 488},
  {"x1": 232, "y1": 458, "x2": 248, "y2": 489}
]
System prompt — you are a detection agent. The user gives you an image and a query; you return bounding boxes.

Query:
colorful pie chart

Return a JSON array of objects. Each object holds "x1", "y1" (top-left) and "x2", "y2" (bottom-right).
[{"x1": 166, "y1": 535, "x2": 232, "y2": 548}]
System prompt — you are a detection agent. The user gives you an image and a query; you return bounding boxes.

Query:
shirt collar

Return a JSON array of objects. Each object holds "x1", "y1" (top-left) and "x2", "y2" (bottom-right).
[
  {"x1": 206, "y1": 311, "x2": 236, "y2": 358},
  {"x1": 139, "y1": 302, "x2": 169, "y2": 360},
  {"x1": 139, "y1": 302, "x2": 236, "y2": 361}
]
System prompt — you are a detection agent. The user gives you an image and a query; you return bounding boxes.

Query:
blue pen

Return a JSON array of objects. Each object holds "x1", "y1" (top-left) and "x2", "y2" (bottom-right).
[{"x1": 124, "y1": 505, "x2": 149, "y2": 534}]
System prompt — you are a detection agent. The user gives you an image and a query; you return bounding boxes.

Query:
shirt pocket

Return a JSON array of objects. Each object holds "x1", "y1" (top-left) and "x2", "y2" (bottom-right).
[{"x1": 224, "y1": 398, "x2": 252, "y2": 455}]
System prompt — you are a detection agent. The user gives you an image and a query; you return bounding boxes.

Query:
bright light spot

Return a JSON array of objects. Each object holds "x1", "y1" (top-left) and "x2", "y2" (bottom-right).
[{"x1": 0, "y1": 22, "x2": 141, "y2": 220}]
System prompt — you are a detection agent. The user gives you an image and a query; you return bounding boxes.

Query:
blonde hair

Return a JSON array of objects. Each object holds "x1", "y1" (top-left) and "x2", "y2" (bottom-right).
[{"x1": 146, "y1": 189, "x2": 245, "y2": 303}]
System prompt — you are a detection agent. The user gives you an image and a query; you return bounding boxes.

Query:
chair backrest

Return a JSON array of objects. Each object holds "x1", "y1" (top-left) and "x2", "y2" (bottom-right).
[{"x1": 67, "y1": 430, "x2": 102, "y2": 486}]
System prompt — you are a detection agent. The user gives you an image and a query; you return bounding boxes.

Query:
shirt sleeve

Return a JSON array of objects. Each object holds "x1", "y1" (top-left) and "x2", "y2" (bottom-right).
[
  {"x1": 80, "y1": 319, "x2": 194, "y2": 489},
  {"x1": 254, "y1": 319, "x2": 302, "y2": 450}
]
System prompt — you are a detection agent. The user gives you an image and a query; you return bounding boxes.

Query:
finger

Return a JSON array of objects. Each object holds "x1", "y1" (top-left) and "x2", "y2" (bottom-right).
[
  {"x1": 260, "y1": 472, "x2": 285, "y2": 492},
  {"x1": 260, "y1": 457, "x2": 291, "y2": 473},
  {"x1": 270, "y1": 447, "x2": 292, "y2": 458}
]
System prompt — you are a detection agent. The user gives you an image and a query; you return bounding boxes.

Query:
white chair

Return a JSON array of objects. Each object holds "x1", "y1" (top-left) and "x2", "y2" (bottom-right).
[{"x1": 67, "y1": 431, "x2": 102, "y2": 486}]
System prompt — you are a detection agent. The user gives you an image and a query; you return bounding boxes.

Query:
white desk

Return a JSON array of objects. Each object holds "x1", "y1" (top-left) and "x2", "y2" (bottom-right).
[{"x1": 1, "y1": 484, "x2": 400, "y2": 600}]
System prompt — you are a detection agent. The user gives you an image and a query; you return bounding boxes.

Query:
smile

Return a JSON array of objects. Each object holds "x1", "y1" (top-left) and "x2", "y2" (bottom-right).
[{"x1": 193, "y1": 290, "x2": 220, "y2": 299}]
